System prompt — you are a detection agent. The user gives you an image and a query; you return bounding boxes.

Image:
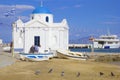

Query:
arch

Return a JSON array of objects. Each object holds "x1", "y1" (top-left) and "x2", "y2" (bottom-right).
[{"x1": 46, "y1": 16, "x2": 49, "y2": 22}]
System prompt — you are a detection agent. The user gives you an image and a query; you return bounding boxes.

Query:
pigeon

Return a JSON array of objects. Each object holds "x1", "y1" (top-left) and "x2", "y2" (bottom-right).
[
  {"x1": 76, "y1": 72, "x2": 80, "y2": 77},
  {"x1": 35, "y1": 70, "x2": 40, "y2": 75},
  {"x1": 111, "y1": 72, "x2": 115, "y2": 76},
  {"x1": 99, "y1": 72, "x2": 104, "y2": 76},
  {"x1": 48, "y1": 68, "x2": 53, "y2": 73},
  {"x1": 61, "y1": 71, "x2": 64, "y2": 76}
]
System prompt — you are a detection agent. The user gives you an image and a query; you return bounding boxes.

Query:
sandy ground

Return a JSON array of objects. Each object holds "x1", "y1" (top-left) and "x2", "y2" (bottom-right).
[
  {"x1": 0, "y1": 54, "x2": 15, "y2": 68},
  {"x1": 0, "y1": 47, "x2": 120, "y2": 80},
  {"x1": 0, "y1": 46, "x2": 16, "y2": 68},
  {"x1": 0, "y1": 57, "x2": 120, "y2": 80}
]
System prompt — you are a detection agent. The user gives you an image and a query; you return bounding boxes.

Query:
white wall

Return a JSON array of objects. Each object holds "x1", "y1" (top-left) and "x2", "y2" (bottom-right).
[
  {"x1": 0, "y1": 39, "x2": 2, "y2": 44},
  {"x1": 13, "y1": 13, "x2": 69, "y2": 53},
  {"x1": 14, "y1": 27, "x2": 24, "y2": 49}
]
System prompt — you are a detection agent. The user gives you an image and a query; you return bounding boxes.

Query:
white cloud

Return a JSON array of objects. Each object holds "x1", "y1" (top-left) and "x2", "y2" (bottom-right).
[
  {"x1": 0, "y1": 5, "x2": 34, "y2": 22},
  {"x1": 0, "y1": 5, "x2": 34, "y2": 17},
  {"x1": 106, "y1": 15, "x2": 120, "y2": 20},
  {"x1": 74, "y1": 4, "x2": 81, "y2": 8},
  {"x1": 15, "y1": 5, "x2": 35, "y2": 10},
  {"x1": 59, "y1": 4, "x2": 81, "y2": 10},
  {"x1": 0, "y1": 5, "x2": 34, "y2": 16},
  {"x1": 75, "y1": 34, "x2": 81, "y2": 37},
  {"x1": 111, "y1": 16, "x2": 120, "y2": 19},
  {"x1": 0, "y1": 5, "x2": 34, "y2": 10},
  {"x1": 19, "y1": 16, "x2": 29, "y2": 21},
  {"x1": 102, "y1": 21, "x2": 120, "y2": 25},
  {"x1": 59, "y1": 6, "x2": 69, "y2": 10}
]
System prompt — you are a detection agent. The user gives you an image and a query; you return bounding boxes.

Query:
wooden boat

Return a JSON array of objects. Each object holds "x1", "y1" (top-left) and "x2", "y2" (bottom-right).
[
  {"x1": 20, "y1": 53, "x2": 53, "y2": 61},
  {"x1": 3, "y1": 46, "x2": 10, "y2": 52},
  {"x1": 57, "y1": 50, "x2": 88, "y2": 60}
]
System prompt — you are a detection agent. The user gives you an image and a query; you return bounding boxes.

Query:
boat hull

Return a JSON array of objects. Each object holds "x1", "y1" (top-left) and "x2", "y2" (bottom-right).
[
  {"x1": 93, "y1": 43, "x2": 120, "y2": 49},
  {"x1": 93, "y1": 34, "x2": 120, "y2": 49},
  {"x1": 57, "y1": 50, "x2": 88, "y2": 60},
  {"x1": 20, "y1": 53, "x2": 53, "y2": 61}
]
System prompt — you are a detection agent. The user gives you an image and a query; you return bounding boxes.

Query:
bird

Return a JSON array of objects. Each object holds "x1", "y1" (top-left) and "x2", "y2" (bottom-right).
[
  {"x1": 34, "y1": 70, "x2": 40, "y2": 75},
  {"x1": 61, "y1": 71, "x2": 64, "y2": 76},
  {"x1": 76, "y1": 72, "x2": 80, "y2": 77},
  {"x1": 4, "y1": 13, "x2": 9, "y2": 17},
  {"x1": 48, "y1": 68, "x2": 53, "y2": 73},
  {"x1": 111, "y1": 72, "x2": 115, "y2": 76},
  {"x1": 99, "y1": 72, "x2": 104, "y2": 76}
]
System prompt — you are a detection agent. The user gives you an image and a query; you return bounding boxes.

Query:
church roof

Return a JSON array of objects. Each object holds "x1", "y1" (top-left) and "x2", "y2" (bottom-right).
[{"x1": 32, "y1": 6, "x2": 51, "y2": 14}]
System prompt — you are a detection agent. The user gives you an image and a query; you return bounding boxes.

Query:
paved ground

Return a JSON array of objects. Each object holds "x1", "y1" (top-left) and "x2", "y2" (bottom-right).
[{"x1": 0, "y1": 46, "x2": 16, "y2": 68}]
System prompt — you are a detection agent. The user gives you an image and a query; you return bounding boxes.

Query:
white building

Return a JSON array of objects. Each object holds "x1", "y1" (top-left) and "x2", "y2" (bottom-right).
[
  {"x1": 12, "y1": 6, "x2": 69, "y2": 53},
  {"x1": 0, "y1": 39, "x2": 2, "y2": 44}
]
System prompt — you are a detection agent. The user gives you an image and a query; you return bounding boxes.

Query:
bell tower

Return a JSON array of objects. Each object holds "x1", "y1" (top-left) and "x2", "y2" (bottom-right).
[{"x1": 31, "y1": 5, "x2": 53, "y2": 23}]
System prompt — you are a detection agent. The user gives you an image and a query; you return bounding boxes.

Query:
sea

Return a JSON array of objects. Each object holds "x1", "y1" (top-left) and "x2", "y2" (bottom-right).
[{"x1": 70, "y1": 48, "x2": 120, "y2": 53}]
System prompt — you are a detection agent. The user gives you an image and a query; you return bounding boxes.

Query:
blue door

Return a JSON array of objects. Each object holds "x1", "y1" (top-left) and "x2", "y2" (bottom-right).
[{"x1": 34, "y1": 36, "x2": 40, "y2": 46}]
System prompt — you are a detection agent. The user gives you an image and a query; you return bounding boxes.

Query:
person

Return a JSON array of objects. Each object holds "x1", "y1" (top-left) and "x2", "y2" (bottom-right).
[
  {"x1": 37, "y1": 44, "x2": 41, "y2": 53},
  {"x1": 38, "y1": 44, "x2": 44, "y2": 53},
  {"x1": 29, "y1": 45, "x2": 35, "y2": 53},
  {"x1": 34, "y1": 45, "x2": 39, "y2": 53},
  {"x1": 10, "y1": 41, "x2": 13, "y2": 53}
]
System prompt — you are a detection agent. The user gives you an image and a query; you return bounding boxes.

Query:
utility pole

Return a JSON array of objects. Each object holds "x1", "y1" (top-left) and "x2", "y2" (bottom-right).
[
  {"x1": 12, "y1": 23, "x2": 15, "y2": 57},
  {"x1": 89, "y1": 36, "x2": 94, "y2": 55}
]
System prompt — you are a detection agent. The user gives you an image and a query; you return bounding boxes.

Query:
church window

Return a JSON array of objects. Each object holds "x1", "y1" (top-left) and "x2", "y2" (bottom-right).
[
  {"x1": 46, "y1": 16, "x2": 49, "y2": 22},
  {"x1": 32, "y1": 16, "x2": 34, "y2": 19}
]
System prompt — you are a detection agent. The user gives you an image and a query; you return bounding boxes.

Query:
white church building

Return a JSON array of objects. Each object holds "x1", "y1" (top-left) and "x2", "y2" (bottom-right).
[{"x1": 12, "y1": 6, "x2": 69, "y2": 53}]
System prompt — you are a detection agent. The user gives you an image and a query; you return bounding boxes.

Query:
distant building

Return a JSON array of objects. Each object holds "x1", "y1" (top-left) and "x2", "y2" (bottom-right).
[
  {"x1": 0, "y1": 39, "x2": 2, "y2": 44},
  {"x1": 12, "y1": 6, "x2": 69, "y2": 53}
]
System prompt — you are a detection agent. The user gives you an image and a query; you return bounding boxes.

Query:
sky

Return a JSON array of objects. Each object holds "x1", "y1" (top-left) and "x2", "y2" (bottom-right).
[{"x1": 0, "y1": 0, "x2": 120, "y2": 43}]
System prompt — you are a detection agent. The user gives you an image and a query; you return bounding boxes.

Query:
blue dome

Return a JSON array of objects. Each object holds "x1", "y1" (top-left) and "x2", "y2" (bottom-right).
[{"x1": 32, "y1": 6, "x2": 51, "y2": 14}]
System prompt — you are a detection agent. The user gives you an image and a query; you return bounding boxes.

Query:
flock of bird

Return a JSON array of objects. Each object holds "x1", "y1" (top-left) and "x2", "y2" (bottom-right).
[
  {"x1": 99, "y1": 72, "x2": 115, "y2": 76},
  {"x1": 35, "y1": 68, "x2": 115, "y2": 77}
]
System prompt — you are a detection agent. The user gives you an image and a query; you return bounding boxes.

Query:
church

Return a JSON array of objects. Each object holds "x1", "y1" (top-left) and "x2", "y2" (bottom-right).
[{"x1": 12, "y1": 5, "x2": 69, "y2": 53}]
